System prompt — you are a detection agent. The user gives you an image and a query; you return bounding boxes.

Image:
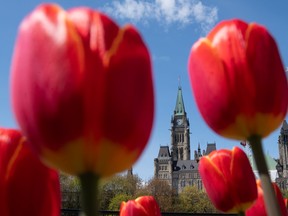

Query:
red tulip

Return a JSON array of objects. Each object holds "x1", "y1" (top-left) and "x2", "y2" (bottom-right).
[
  {"x1": 11, "y1": 4, "x2": 154, "y2": 177},
  {"x1": 246, "y1": 180, "x2": 288, "y2": 216},
  {"x1": 120, "y1": 196, "x2": 161, "y2": 216},
  {"x1": 199, "y1": 146, "x2": 257, "y2": 213},
  {"x1": 0, "y1": 128, "x2": 60, "y2": 216},
  {"x1": 284, "y1": 198, "x2": 288, "y2": 209},
  {"x1": 188, "y1": 19, "x2": 288, "y2": 140}
]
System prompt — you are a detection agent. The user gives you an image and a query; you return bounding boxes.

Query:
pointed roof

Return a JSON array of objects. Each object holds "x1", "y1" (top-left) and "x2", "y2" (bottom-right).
[
  {"x1": 282, "y1": 120, "x2": 288, "y2": 130},
  {"x1": 249, "y1": 154, "x2": 277, "y2": 171},
  {"x1": 205, "y1": 143, "x2": 216, "y2": 155},
  {"x1": 174, "y1": 86, "x2": 186, "y2": 116},
  {"x1": 281, "y1": 120, "x2": 288, "y2": 135},
  {"x1": 158, "y1": 146, "x2": 171, "y2": 158}
]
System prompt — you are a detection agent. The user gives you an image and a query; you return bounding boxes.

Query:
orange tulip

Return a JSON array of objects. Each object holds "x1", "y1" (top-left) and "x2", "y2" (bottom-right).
[
  {"x1": 188, "y1": 19, "x2": 288, "y2": 140},
  {"x1": 11, "y1": 4, "x2": 154, "y2": 177},
  {"x1": 199, "y1": 147, "x2": 257, "y2": 213},
  {"x1": 0, "y1": 128, "x2": 60, "y2": 216},
  {"x1": 246, "y1": 180, "x2": 288, "y2": 216},
  {"x1": 120, "y1": 196, "x2": 161, "y2": 216}
]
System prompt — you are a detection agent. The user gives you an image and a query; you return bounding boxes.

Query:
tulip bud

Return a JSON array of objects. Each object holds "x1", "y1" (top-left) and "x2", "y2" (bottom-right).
[
  {"x1": 11, "y1": 4, "x2": 154, "y2": 177},
  {"x1": 284, "y1": 198, "x2": 288, "y2": 210},
  {"x1": 199, "y1": 147, "x2": 257, "y2": 213},
  {"x1": 120, "y1": 196, "x2": 161, "y2": 216},
  {"x1": 246, "y1": 180, "x2": 288, "y2": 216},
  {"x1": 0, "y1": 128, "x2": 60, "y2": 216},
  {"x1": 188, "y1": 19, "x2": 288, "y2": 140}
]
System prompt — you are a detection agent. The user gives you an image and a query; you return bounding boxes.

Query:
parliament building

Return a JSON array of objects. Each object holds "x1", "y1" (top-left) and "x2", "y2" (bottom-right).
[
  {"x1": 154, "y1": 85, "x2": 216, "y2": 193},
  {"x1": 153, "y1": 84, "x2": 288, "y2": 193},
  {"x1": 276, "y1": 120, "x2": 288, "y2": 189}
]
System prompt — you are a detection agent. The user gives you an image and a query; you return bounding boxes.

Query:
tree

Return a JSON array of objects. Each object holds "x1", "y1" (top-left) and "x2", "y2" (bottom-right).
[
  {"x1": 175, "y1": 186, "x2": 217, "y2": 213},
  {"x1": 281, "y1": 189, "x2": 288, "y2": 198},
  {"x1": 60, "y1": 172, "x2": 81, "y2": 209},
  {"x1": 143, "y1": 178, "x2": 176, "y2": 212},
  {"x1": 108, "y1": 194, "x2": 133, "y2": 211},
  {"x1": 98, "y1": 174, "x2": 142, "y2": 210}
]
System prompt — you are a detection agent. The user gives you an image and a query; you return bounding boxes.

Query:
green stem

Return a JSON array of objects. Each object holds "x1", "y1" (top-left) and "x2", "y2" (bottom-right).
[
  {"x1": 249, "y1": 135, "x2": 281, "y2": 216},
  {"x1": 79, "y1": 172, "x2": 99, "y2": 216},
  {"x1": 238, "y1": 211, "x2": 245, "y2": 216}
]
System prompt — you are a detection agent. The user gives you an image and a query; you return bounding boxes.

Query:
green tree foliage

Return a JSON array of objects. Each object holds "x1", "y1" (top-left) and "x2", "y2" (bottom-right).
[
  {"x1": 60, "y1": 172, "x2": 217, "y2": 213},
  {"x1": 98, "y1": 174, "x2": 142, "y2": 210},
  {"x1": 175, "y1": 186, "x2": 217, "y2": 213},
  {"x1": 60, "y1": 172, "x2": 81, "y2": 209},
  {"x1": 108, "y1": 194, "x2": 133, "y2": 211},
  {"x1": 143, "y1": 178, "x2": 176, "y2": 212},
  {"x1": 281, "y1": 189, "x2": 288, "y2": 198}
]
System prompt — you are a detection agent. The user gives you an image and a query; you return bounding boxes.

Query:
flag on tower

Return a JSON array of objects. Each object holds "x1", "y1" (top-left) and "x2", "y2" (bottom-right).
[{"x1": 240, "y1": 140, "x2": 247, "y2": 147}]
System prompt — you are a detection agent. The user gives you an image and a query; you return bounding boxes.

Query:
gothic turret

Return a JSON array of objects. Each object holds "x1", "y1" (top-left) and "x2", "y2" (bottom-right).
[{"x1": 278, "y1": 120, "x2": 288, "y2": 177}]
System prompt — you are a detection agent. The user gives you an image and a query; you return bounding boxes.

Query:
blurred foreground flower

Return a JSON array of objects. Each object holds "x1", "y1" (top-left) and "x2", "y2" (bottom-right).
[
  {"x1": 11, "y1": 3, "x2": 154, "y2": 177},
  {"x1": 120, "y1": 196, "x2": 161, "y2": 216},
  {"x1": 199, "y1": 147, "x2": 257, "y2": 213},
  {"x1": 10, "y1": 3, "x2": 154, "y2": 216},
  {"x1": 188, "y1": 19, "x2": 288, "y2": 140},
  {"x1": 0, "y1": 128, "x2": 60, "y2": 216},
  {"x1": 284, "y1": 198, "x2": 288, "y2": 209},
  {"x1": 188, "y1": 19, "x2": 287, "y2": 216},
  {"x1": 246, "y1": 180, "x2": 288, "y2": 216}
]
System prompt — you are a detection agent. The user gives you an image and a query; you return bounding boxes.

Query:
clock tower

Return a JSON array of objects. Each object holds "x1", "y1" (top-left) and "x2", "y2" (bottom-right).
[
  {"x1": 170, "y1": 85, "x2": 190, "y2": 161},
  {"x1": 154, "y1": 82, "x2": 216, "y2": 193}
]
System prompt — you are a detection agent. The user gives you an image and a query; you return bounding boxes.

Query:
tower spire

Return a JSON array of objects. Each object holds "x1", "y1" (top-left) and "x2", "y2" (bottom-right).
[
  {"x1": 174, "y1": 81, "x2": 185, "y2": 116},
  {"x1": 281, "y1": 120, "x2": 288, "y2": 132}
]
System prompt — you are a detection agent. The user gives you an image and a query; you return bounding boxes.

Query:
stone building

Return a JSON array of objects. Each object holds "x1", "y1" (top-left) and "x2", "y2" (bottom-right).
[
  {"x1": 276, "y1": 120, "x2": 288, "y2": 189},
  {"x1": 154, "y1": 85, "x2": 216, "y2": 193}
]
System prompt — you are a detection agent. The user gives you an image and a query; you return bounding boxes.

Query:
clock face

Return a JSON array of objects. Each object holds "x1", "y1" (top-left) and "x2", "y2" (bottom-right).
[{"x1": 177, "y1": 119, "x2": 183, "y2": 125}]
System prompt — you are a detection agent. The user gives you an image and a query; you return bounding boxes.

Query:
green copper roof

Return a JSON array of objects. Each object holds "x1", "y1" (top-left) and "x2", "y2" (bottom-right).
[
  {"x1": 174, "y1": 86, "x2": 185, "y2": 116},
  {"x1": 249, "y1": 154, "x2": 277, "y2": 171}
]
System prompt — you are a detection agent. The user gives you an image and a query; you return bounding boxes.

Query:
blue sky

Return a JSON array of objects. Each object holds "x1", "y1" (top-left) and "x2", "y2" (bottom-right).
[{"x1": 1, "y1": 0, "x2": 287, "y2": 181}]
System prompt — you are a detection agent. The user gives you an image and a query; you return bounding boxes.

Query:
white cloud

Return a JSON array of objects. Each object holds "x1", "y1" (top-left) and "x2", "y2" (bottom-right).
[{"x1": 101, "y1": 0, "x2": 218, "y2": 32}]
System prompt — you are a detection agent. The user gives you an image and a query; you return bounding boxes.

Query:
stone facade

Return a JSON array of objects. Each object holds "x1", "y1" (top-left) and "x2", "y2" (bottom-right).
[
  {"x1": 154, "y1": 86, "x2": 216, "y2": 193},
  {"x1": 276, "y1": 120, "x2": 288, "y2": 189}
]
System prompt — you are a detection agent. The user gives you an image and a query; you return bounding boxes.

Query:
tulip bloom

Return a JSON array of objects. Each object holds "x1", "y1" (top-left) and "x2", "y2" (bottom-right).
[
  {"x1": 188, "y1": 19, "x2": 288, "y2": 140},
  {"x1": 11, "y1": 4, "x2": 154, "y2": 177},
  {"x1": 0, "y1": 128, "x2": 60, "y2": 216},
  {"x1": 120, "y1": 196, "x2": 161, "y2": 216},
  {"x1": 246, "y1": 180, "x2": 288, "y2": 216},
  {"x1": 199, "y1": 147, "x2": 257, "y2": 213}
]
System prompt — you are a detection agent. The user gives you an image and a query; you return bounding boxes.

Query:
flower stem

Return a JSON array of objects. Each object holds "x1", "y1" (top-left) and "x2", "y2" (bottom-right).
[
  {"x1": 238, "y1": 211, "x2": 245, "y2": 216},
  {"x1": 79, "y1": 172, "x2": 99, "y2": 216},
  {"x1": 249, "y1": 135, "x2": 281, "y2": 216}
]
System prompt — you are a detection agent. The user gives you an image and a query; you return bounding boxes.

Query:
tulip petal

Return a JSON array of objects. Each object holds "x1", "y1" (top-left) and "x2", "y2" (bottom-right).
[
  {"x1": 199, "y1": 147, "x2": 257, "y2": 213},
  {"x1": 245, "y1": 23, "x2": 288, "y2": 136},
  {"x1": 120, "y1": 200, "x2": 148, "y2": 216},
  {"x1": 199, "y1": 154, "x2": 235, "y2": 212},
  {"x1": 230, "y1": 147, "x2": 257, "y2": 211},
  {"x1": 103, "y1": 25, "x2": 153, "y2": 148},
  {"x1": 11, "y1": 4, "x2": 85, "y2": 152},
  {"x1": 11, "y1": 4, "x2": 154, "y2": 177},
  {"x1": 246, "y1": 180, "x2": 288, "y2": 216},
  {"x1": 188, "y1": 19, "x2": 288, "y2": 140},
  {"x1": 136, "y1": 196, "x2": 161, "y2": 216},
  {"x1": 0, "y1": 128, "x2": 60, "y2": 216},
  {"x1": 120, "y1": 196, "x2": 161, "y2": 216},
  {"x1": 189, "y1": 38, "x2": 236, "y2": 136}
]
